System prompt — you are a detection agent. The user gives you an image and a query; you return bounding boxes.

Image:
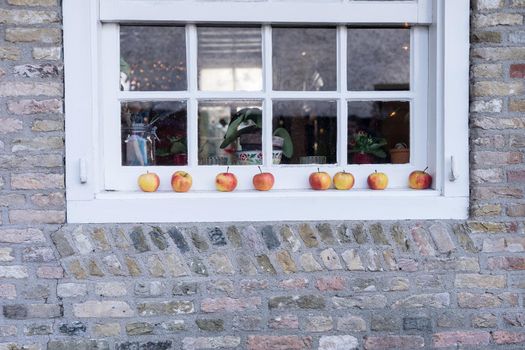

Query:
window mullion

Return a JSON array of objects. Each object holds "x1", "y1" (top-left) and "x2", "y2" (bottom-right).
[
  {"x1": 262, "y1": 24, "x2": 273, "y2": 167},
  {"x1": 337, "y1": 25, "x2": 348, "y2": 167},
  {"x1": 187, "y1": 24, "x2": 198, "y2": 167}
]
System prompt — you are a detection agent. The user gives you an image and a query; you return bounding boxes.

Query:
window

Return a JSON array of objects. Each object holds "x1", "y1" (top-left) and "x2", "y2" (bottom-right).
[{"x1": 64, "y1": 0, "x2": 470, "y2": 222}]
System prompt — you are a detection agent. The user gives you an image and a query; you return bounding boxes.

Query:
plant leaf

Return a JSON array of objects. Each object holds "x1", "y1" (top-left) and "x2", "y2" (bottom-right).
[
  {"x1": 371, "y1": 149, "x2": 387, "y2": 158},
  {"x1": 273, "y1": 127, "x2": 294, "y2": 158},
  {"x1": 220, "y1": 117, "x2": 244, "y2": 148}
]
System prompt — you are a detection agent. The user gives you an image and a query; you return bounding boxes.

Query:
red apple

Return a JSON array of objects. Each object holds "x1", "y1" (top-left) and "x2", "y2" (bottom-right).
[
  {"x1": 253, "y1": 166, "x2": 274, "y2": 191},
  {"x1": 409, "y1": 167, "x2": 432, "y2": 190},
  {"x1": 309, "y1": 168, "x2": 332, "y2": 190},
  {"x1": 215, "y1": 167, "x2": 237, "y2": 192},
  {"x1": 367, "y1": 170, "x2": 388, "y2": 190},
  {"x1": 171, "y1": 171, "x2": 192, "y2": 192},
  {"x1": 333, "y1": 170, "x2": 355, "y2": 190},
  {"x1": 138, "y1": 171, "x2": 160, "y2": 192}
]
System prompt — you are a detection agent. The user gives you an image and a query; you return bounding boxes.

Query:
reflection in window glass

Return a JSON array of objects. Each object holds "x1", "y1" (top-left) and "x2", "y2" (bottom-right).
[
  {"x1": 347, "y1": 28, "x2": 410, "y2": 91},
  {"x1": 348, "y1": 101, "x2": 410, "y2": 164},
  {"x1": 198, "y1": 101, "x2": 263, "y2": 165},
  {"x1": 198, "y1": 27, "x2": 263, "y2": 91},
  {"x1": 120, "y1": 26, "x2": 187, "y2": 91},
  {"x1": 121, "y1": 101, "x2": 187, "y2": 166},
  {"x1": 273, "y1": 27, "x2": 337, "y2": 91},
  {"x1": 273, "y1": 100, "x2": 337, "y2": 165}
]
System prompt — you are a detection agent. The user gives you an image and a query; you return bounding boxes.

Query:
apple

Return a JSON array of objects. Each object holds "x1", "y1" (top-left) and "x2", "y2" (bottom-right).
[
  {"x1": 253, "y1": 166, "x2": 274, "y2": 191},
  {"x1": 367, "y1": 170, "x2": 388, "y2": 190},
  {"x1": 215, "y1": 167, "x2": 237, "y2": 192},
  {"x1": 138, "y1": 171, "x2": 160, "y2": 192},
  {"x1": 171, "y1": 171, "x2": 192, "y2": 192},
  {"x1": 409, "y1": 167, "x2": 432, "y2": 190},
  {"x1": 309, "y1": 168, "x2": 332, "y2": 190},
  {"x1": 333, "y1": 170, "x2": 355, "y2": 190}
]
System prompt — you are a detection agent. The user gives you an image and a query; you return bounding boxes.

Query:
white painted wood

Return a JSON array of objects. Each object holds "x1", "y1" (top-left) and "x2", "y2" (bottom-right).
[
  {"x1": 337, "y1": 26, "x2": 348, "y2": 166},
  {"x1": 412, "y1": 26, "x2": 429, "y2": 171},
  {"x1": 100, "y1": 1, "x2": 430, "y2": 24},
  {"x1": 263, "y1": 25, "x2": 273, "y2": 167},
  {"x1": 64, "y1": 0, "x2": 99, "y2": 200},
  {"x1": 187, "y1": 24, "x2": 198, "y2": 167},
  {"x1": 441, "y1": 0, "x2": 469, "y2": 197},
  {"x1": 68, "y1": 194, "x2": 468, "y2": 223},
  {"x1": 65, "y1": 0, "x2": 470, "y2": 222}
]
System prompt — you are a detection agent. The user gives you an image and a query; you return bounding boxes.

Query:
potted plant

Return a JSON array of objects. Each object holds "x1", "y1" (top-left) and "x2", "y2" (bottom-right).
[
  {"x1": 155, "y1": 135, "x2": 187, "y2": 165},
  {"x1": 219, "y1": 107, "x2": 293, "y2": 165},
  {"x1": 348, "y1": 131, "x2": 387, "y2": 164}
]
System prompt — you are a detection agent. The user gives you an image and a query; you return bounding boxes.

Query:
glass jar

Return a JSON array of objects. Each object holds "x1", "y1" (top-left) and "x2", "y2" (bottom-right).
[{"x1": 122, "y1": 123, "x2": 157, "y2": 166}]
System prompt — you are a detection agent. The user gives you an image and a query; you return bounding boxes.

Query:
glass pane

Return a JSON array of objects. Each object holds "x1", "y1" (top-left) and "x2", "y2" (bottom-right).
[
  {"x1": 273, "y1": 27, "x2": 337, "y2": 91},
  {"x1": 198, "y1": 101, "x2": 263, "y2": 165},
  {"x1": 120, "y1": 26, "x2": 187, "y2": 91},
  {"x1": 347, "y1": 28, "x2": 410, "y2": 91},
  {"x1": 198, "y1": 27, "x2": 263, "y2": 91},
  {"x1": 273, "y1": 100, "x2": 337, "y2": 165},
  {"x1": 348, "y1": 101, "x2": 410, "y2": 164},
  {"x1": 121, "y1": 101, "x2": 187, "y2": 166}
]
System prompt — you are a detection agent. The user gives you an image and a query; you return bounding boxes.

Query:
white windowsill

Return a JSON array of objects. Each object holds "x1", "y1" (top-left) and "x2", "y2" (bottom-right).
[{"x1": 67, "y1": 189, "x2": 469, "y2": 223}]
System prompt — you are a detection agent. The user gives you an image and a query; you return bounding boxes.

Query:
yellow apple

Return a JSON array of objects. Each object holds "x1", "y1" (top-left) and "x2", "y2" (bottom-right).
[
  {"x1": 367, "y1": 170, "x2": 388, "y2": 190},
  {"x1": 171, "y1": 171, "x2": 192, "y2": 192},
  {"x1": 333, "y1": 171, "x2": 355, "y2": 190},
  {"x1": 215, "y1": 167, "x2": 237, "y2": 192},
  {"x1": 309, "y1": 169, "x2": 332, "y2": 190},
  {"x1": 138, "y1": 171, "x2": 160, "y2": 192}
]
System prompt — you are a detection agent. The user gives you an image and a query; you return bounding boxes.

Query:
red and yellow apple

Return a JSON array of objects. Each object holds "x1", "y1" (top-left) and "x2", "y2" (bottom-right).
[
  {"x1": 171, "y1": 171, "x2": 192, "y2": 192},
  {"x1": 215, "y1": 167, "x2": 237, "y2": 192},
  {"x1": 409, "y1": 167, "x2": 432, "y2": 190},
  {"x1": 138, "y1": 171, "x2": 160, "y2": 192},
  {"x1": 253, "y1": 166, "x2": 274, "y2": 191},
  {"x1": 367, "y1": 170, "x2": 388, "y2": 190},
  {"x1": 309, "y1": 169, "x2": 332, "y2": 190},
  {"x1": 333, "y1": 170, "x2": 355, "y2": 190}
]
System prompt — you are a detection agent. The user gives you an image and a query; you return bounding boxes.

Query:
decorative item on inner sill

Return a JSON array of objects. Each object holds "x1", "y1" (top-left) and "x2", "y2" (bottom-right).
[{"x1": 390, "y1": 142, "x2": 410, "y2": 164}]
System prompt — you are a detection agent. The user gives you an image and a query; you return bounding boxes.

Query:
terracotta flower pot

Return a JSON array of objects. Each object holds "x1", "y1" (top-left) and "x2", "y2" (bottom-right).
[{"x1": 352, "y1": 152, "x2": 375, "y2": 164}]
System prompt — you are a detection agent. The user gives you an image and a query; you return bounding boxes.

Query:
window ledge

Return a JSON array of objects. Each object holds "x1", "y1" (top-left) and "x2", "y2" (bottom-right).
[{"x1": 67, "y1": 190, "x2": 469, "y2": 223}]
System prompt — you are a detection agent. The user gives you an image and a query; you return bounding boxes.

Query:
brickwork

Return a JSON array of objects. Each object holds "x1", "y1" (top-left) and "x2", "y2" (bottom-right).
[{"x1": 0, "y1": 0, "x2": 523, "y2": 349}]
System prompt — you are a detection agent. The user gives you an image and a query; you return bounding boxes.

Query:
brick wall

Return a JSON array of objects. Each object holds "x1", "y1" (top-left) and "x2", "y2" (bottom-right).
[{"x1": 0, "y1": 0, "x2": 524, "y2": 349}]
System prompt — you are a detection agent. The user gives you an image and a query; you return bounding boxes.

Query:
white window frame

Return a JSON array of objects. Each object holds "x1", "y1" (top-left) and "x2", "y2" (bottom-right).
[{"x1": 64, "y1": 0, "x2": 470, "y2": 223}]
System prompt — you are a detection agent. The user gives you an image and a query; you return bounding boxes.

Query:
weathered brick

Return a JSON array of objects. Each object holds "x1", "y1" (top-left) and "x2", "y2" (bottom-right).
[
  {"x1": 315, "y1": 276, "x2": 345, "y2": 291},
  {"x1": 432, "y1": 331, "x2": 490, "y2": 348},
  {"x1": 473, "y1": 151, "x2": 522, "y2": 165},
  {"x1": 0, "y1": 82, "x2": 62, "y2": 97},
  {"x1": 411, "y1": 227, "x2": 435, "y2": 256},
  {"x1": 473, "y1": 47, "x2": 525, "y2": 61},
  {"x1": 455, "y1": 274, "x2": 506, "y2": 288},
  {"x1": 471, "y1": 31, "x2": 502, "y2": 43},
  {"x1": 32, "y1": 47, "x2": 61, "y2": 60},
  {"x1": 269, "y1": 295, "x2": 325, "y2": 310},
  {"x1": 10, "y1": 209, "x2": 65, "y2": 224},
  {"x1": 304, "y1": 316, "x2": 333, "y2": 332},
  {"x1": 12, "y1": 136, "x2": 63, "y2": 152},
  {"x1": 488, "y1": 256, "x2": 525, "y2": 270},
  {"x1": 473, "y1": 0, "x2": 504, "y2": 10},
  {"x1": 95, "y1": 282, "x2": 127, "y2": 297},
  {"x1": 474, "y1": 13, "x2": 522, "y2": 27},
  {"x1": 93, "y1": 323, "x2": 121, "y2": 337},
  {"x1": 201, "y1": 297, "x2": 260, "y2": 313},
  {"x1": 458, "y1": 292, "x2": 501, "y2": 308},
  {"x1": 278, "y1": 278, "x2": 307, "y2": 290},
  {"x1": 337, "y1": 315, "x2": 367, "y2": 332},
  {"x1": 0, "y1": 266, "x2": 28, "y2": 279},
  {"x1": 472, "y1": 168, "x2": 504, "y2": 183},
  {"x1": 0, "y1": 228, "x2": 44, "y2": 243},
  {"x1": 492, "y1": 331, "x2": 525, "y2": 345},
  {"x1": 208, "y1": 253, "x2": 234, "y2": 275},
  {"x1": 470, "y1": 99, "x2": 503, "y2": 113},
  {"x1": 0, "y1": 46, "x2": 20, "y2": 60},
  {"x1": 333, "y1": 295, "x2": 387, "y2": 309},
  {"x1": 364, "y1": 336, "x2": 424, "y2": 349},
  {"x1": 392, "y1": 293, "x2": 449, "y2": 309},
  {"x1": 0, "y1": 118, "x2": 22, "y2": 133},
  {"x1": 268, "y1": 315, "x2": 299, "y2": 329},
  {"x1": 4, "y1": 304, "x2": 62, "y2": 319},
  {"x1": 471, "y1": 204, "x2": 501, "y2": 216},
  {"x1": 247, "y1": 336, "x2": 312, "y2": 350},
  {"x1": 508, "y1": 204, "x2": 525, "y2": 217},
  {"x1": 73, "y1": 301, "x2": 134, "y2": 318},
  {"x1": 48, "y1": 340, "x2": 109, "y2": 350},
  {"x1": 6, "y1": 28, "x2": 61, "y2": 43},
  {"x1": 182, "y1": 337, "x2": 240, "y2": 350},
  {"x1": 32, "y1": 119, "x2": 62, "y2": 132},
  {"x1": 36, "y1": 266, "x2": 63, "y2": 279},
  {"x1": 471, "y1": 63, "x2": 502, "y2": 78},
  {"x1": 319, "y1": 336, "x2": 358, "y2": 350},
  {"x1": 8, "y1": 0, "x2": 57, "y2": 5},
  {"x1": 320, "y1": 248, "x2": 342, "y2": 270},
  {"x1": 371, "y1": 314, "x2": 401, "y2": 331},
  {"x1": 511, "y1": 64, "x2": 525, "y2": 78},
  {"x1": 11, "y1": 173, "x2": 63, "y2": 190},
  {"x1": 0, "y1": 284, "x2": 16, "y2": 300},
  {"x1": 472, "y1": 313, "x2": 498, "y2": 328},
  {"x1": 0, "y1": 9, "x2": 58, "y2": 24}
]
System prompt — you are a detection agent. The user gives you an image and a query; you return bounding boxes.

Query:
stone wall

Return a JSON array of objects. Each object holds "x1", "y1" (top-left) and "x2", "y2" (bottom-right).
[{"x1": 0, "y1": 0, "x2": 524, "y2": 349}]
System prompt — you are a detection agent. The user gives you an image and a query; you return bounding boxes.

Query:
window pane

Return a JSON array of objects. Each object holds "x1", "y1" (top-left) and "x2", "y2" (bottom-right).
[
  {"x1": 347, "y1": 28, "x2": 410, "y2": 91},
  {"x1": 198, "y1": 101, "x2": 263, "y2": 165},
  {"x1": 121, "y1": 101, "x2": 187, "y2": 166},
  {"x1": 198, "y1": 27, "x2": 262, "y2": 91},
  {"x1": 348, "y1": 101, "x2": 410, "y2": 164},
  {"x1": 120, "y1": 26, "x2": 187, "y2": 91},
  {"x1": 273, "y1": 27, "x2": 337, "y2": 91},
  {"x1": 273, "y1": 100, "x2": 337, "y2": 165}
]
